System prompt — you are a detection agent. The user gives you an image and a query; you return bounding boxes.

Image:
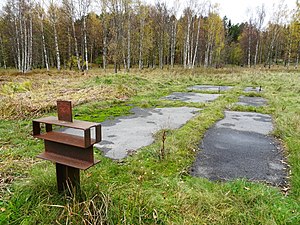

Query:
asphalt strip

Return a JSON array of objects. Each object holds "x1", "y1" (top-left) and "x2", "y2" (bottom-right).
[
  {"x1": 191, "y1": 111, "x2": 287, "y2": 186},
  {"x1": 63, "y1": 107, "x2": 200, "y2": 160}
]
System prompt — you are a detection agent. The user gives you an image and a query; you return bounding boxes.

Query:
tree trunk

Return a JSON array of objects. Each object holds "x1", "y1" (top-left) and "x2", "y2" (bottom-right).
[
  {"x1": 68, "y1": 27, "x2": 71, "y2": 61},
  {"x1": 24, "y1": 19, "x2": 28, "y2": 72},
  {"x1": 83, "y1": 15, "x2": 88, "y2": 71},
  {"x1": 204, "y1": 41, "x2": 211, "y2": 67},
  {"x1": 127, "y1": 13, "x2": 131, "y2": 72},
  {"x1": 90, "y1": 44, "x2": 93, "y2": 66},
  {"x1": 159, "y1": 36, "x2": 163, "y2": 69},
  {"x1": 27, "y1": 15, "x2": 32, "y2": 71},
  {"x1": 183, "y1": 36, "x2": 187, "y2": 68},
  {"x1": 53, "y1": 22, "x2": 61, "y2": 70},
  {"x1": 248, "y1": 26, "x2": 251, "y2": 68},
  {"x1": 189, "y1": 17, "x2": 194, "y2": 68},
  {"x1": 14, "y1": 18, "x2": 21, "y2": 71},
  {"x1": 19, "y1": 11, "x2": 25, "y2": 73},
  {"x1": 139, "y1": 17, "x2": 144, "y2": 70},
  {"x1": 287, "y1": 30, "x2": 292, "y2": 69},
  {"x1": 170, "y1": 20, "x2": 177, "y2": 68},
  {"x1": 40, "y1": 16, "x2": 49, "y2": 71},
  {"x1": 72, "y1": 20, "x2": 81, "y2": 70},
  {"x1": 103, "y1": 31, "x2": 107, "y2": 71},
  {"x1": 185, "y1": 15, "x2": 191, "y2": 68},
  {"x1": 0, "y1": 37, "x2": 6, "y2": 69},
  {"x1": 192, "y1": 17, "x2": 201, "y2": 68},
  {"x1": 254, "y1": 32, "x2": 259, "y2": 68},
  {"x1": 114, "y1": 61, "x2": 117, "y2": 73}
]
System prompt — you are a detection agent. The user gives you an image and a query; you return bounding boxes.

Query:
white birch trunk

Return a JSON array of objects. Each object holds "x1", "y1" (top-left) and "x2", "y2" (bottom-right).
[
  {"x1": 53, "y1": 23, "x2": 61, "y2": 70},
  {"x1": 24, "y1": 19, "x2": 28, "y2": 72},
  {"x1": 127, "y1": 13, "x2": 131, "y2": 72},
  {"x1": 248, "y1": 27, "x2": 251, "y2": 68},
  {"x1": 183, "y1": 36, "x2": 187, "y2": 68},
  {"x1": 28, "y1": 15, "x2": 32, "y2": 70},
  {"x1": 170, "y1": 20, "x2": 177, "y2": 68},
  {"x1": 139, "y1": 17, "x2": 144, "y2": 70},
  {"x1": 83, "y1": 15, "x2": 88, "y2": 71},
  {"x1": 192, "y1": 17, "x2": 201, "y2": 68},
  {"x1": 103, "y1": 31, "x2": 107, "y2": 71},
  {"x1": 40, "y1": 16, "x2": 49, "y2": 71},
  {"x1": 254, "y1": 34, "x2": 259, "y2": 68},
  {"x1": 68, "y1": 27, "x2": 71, "y2": 61},
  {"x1": 19, "y1": 11, "x2": 25, "y2": 73},
  {"x1": 189, "y1": 17, "x2": 194, "y2": 68},
  {"x1": 186, "y1": 15, "x2": 191, "y2": 68},
  {"x1": 72, "y1": 20, "x2": 81, "y2": 70},
  {"x1": 14, "y1": 18, "x2": 21, "y2": 70},
  {"x1": 204, "y1": 41, "x2": 211, "y2": 67}
]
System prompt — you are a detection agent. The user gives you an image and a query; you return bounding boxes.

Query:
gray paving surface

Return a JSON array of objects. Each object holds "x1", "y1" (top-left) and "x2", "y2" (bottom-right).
[
  {"x1": 63, "y1": 107, "x2": 200, "y2": 160},
  {"x1": 236, "y1": 96, "x2": 267, "y2": 107},
  {"x1": 191, "y1": 111, "x2": 287, "y2": 186},
  {"x1": 162, "y1": 92, "x2": 221, "y2": 103},
  {"x1": 188, "y1": 85, "x2": 233, "y2": 92},
  {"x1": 244, "y1": 86, "x2": 262, "y2": 92}
]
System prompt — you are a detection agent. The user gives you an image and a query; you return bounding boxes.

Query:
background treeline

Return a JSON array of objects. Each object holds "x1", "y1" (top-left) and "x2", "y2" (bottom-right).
[{"x1": 0, "y1": 0, "x2": 299, "y2": 73}]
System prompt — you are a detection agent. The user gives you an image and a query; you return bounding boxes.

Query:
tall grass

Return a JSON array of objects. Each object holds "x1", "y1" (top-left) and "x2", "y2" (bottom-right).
[{"x1": 0, "y1": 68, "x2": 300, "y2": 224}]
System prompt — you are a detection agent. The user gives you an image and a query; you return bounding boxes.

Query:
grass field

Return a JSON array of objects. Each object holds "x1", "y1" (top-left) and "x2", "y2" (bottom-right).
[{"x1": 0, "y1": 67, "x2": 300, "y2": 224}]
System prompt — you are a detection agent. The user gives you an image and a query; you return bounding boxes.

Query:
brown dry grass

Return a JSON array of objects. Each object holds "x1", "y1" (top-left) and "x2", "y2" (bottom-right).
[{"x1": 0, "y1": 70, "x2": 122, "y2": 120}]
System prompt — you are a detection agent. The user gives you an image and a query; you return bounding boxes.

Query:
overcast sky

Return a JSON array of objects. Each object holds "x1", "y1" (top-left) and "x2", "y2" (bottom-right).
[
  {"x1": 146, "y1": 0, "x2": 296, "y2": 24},
  {"x1": 0, "y1": 0, "x2": 296, "y2": 24},
  {"x1": 212, "y1": 0, "x2": 296, "y2": 24}
]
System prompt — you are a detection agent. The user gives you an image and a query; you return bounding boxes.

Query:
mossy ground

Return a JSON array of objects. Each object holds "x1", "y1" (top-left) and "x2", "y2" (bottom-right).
[{"x1": 0, "y1": 67, "x2": 299, "y2": 224}]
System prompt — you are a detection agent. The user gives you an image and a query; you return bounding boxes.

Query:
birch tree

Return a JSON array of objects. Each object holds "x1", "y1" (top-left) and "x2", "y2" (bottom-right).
[
  {"x1": 4, "y1": 0, "x2": 33, "y2": 73},
  {"x1": 63, "y1": 0, "x2": 81, "y2": 70},
  {"x1": 191, "y1": 1, "x2": 207, "y2": 68},
  {"x1": 49, "y1": 1, "x2": 61, "y2": 70},
  {"x1": 265, "y1": 2, "x2": 289, "y2": 68},
  {"x1": 204, "y1": 4, "x2": 224, "y2": 67},
  {"x1": 79, "y1": 0, "x2": 90, "y2": 71},
  {"x1": 253, "y1": 4, "x2": 265, "y2": 67},
  {"x1": 137, "y1": 2, "x2": 147, "y2": 70},
  {"x1": 246, "y1": 9, "x2": 254, "y2": 68},
  {"x1": 38, "y1": 5, "x2": 49, "y2": 71}
]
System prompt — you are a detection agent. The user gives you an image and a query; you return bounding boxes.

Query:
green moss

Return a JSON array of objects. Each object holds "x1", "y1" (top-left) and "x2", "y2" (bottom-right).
[{"x1": 73, "y1": 101, "x2": 133, "y2": 122}]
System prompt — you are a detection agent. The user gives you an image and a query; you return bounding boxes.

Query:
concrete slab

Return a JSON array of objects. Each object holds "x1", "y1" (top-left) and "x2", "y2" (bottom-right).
[
  {"x1": 236, "y1": 96, "x2": 267, "y2": 107},
  {"x1": 188, "y1": 85, "x2": 233, "y2": 92},
  {"x1": 62, "y1": 107, "x2": 200, "y2": 160},
  {"x1": 162, "y1": 92, "x2": 221, "y2": 103},
  {"x1": 191, "y1": 111, "x2": 287, "y2": 186},
  {"x1": 244, "y1": 86, "x2": 262, "y2": 93}
]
